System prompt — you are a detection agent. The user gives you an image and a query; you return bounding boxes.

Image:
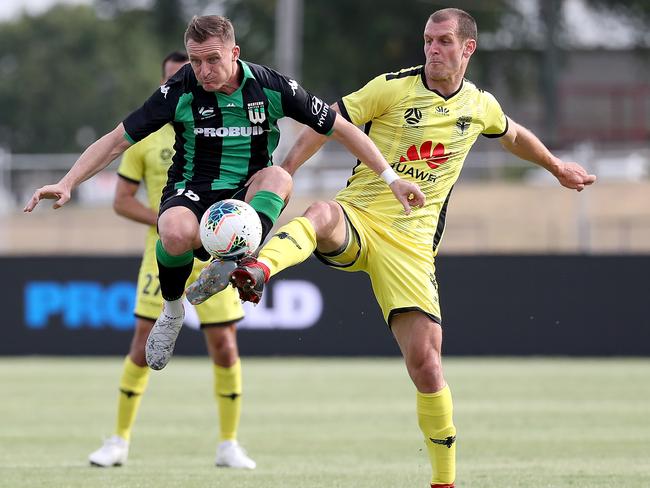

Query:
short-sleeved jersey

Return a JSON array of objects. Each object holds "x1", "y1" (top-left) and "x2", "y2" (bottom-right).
[
  {"x1": 336, "y1": 65, "x2": 507, "y2": 253},
  {"x1": 118, "y1": 123, "x2": 174, "y2": 213},
  {"x1": 123, "y1": 60, "x2": 336, "y2": 194}
]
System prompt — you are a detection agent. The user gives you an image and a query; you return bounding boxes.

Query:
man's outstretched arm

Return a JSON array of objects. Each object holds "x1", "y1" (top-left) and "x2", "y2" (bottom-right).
[
  {"x1": 499, "y1": 117, "x2": 597, "y2": 191},
  {"x1": 24, "y1": 123, "x2": 132, "y2": 212}
]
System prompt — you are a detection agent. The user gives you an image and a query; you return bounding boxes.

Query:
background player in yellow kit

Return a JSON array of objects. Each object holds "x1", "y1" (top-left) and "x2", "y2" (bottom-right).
[
  {"x1": 223, "y1": 8, "x2": 596, "y2": 488},
  {"x1": 88, "y1": 52, "x2": 255, "y2": 470}
]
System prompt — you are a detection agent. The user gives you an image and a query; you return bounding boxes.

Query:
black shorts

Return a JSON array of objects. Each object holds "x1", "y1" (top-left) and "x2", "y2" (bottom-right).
[{"x1": 159, "y1": 185, "x2": 248, "y2": 223}]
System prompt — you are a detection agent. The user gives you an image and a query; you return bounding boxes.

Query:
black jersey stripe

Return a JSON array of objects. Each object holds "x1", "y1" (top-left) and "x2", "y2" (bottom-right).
[
  {"x1": 117, "y1": 173, "x2": 140, "y2": 185},
  {"x1": 337, "y1": 99, "x2": 352, "y2": 122},
  {"x1": 193, "y1": 91, "x2": 224, "y2": 185},
  {"x1": 241, "y1": 77, "x2": 272, "y2": 182},
  {"x1": 432, "y1": 186, "x2": 453, "y2": 253},
  {"x1": 345, "y1": 120, "x2": 372, "y2": 187},
  {"x1": 482, "y1": 116, "x2": 509, "y2": 138},
  {"x1": 386, "y1": 66, "x2": 422, "y2": 80},
  {"x1": 388, "y1": 307, "x2": 442, "y2": 327},
  {"x1": 169, "y1": 119, "x2": 190, "y2": 191}
]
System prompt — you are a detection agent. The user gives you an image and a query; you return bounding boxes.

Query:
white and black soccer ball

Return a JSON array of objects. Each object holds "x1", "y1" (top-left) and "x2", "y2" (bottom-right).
[{"x1": 199, "y1": 199, "x2": 262, "y2": 259}]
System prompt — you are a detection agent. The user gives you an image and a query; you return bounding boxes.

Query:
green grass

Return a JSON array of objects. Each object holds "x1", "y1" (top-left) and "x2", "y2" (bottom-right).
[{"x1": 1, "y1": 357, "x2": 649, "y2": 487}]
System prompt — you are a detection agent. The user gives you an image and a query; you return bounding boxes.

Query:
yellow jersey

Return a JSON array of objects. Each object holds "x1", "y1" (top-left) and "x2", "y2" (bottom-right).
[
  {"x1": 117, "y1": 123, "x2": 175, "y2": 214},
  {"x1": 336, "y1": 66, "x2": 507, "y2": 253}
]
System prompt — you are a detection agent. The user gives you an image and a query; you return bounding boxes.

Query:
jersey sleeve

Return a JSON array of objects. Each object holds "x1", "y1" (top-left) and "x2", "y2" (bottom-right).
[
  {"x1": 122, "y1": 66, "x2": 188, "y2": 144},
  {"x1": 282, "y1": 80, "x2": 335, "y2": 135},
  {"x1": 338, "y1": 74, "x2": 395, "y2": 126},
  {"x1": 480, "y1": 91, "x2": 508, "y2": 138},
  {"x1": 117, "y1": 140, "x2": 145, "y2": 184},
  {"x1": 253, "y1": 64, "x2": 335, "y2": 135}
]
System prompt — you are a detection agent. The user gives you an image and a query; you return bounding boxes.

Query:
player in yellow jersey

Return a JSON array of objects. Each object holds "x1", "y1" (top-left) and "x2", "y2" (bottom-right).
[
  {"x1": 88, "y1": 52, "x2": 255, "y2": 470},
  {"x1": 212, "y1": 8, "x2": 597, "y2": 488}
]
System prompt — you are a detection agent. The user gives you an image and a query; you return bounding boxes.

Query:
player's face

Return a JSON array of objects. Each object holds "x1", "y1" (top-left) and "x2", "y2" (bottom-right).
[
  {"x1": 423, "y1": 19, "x2": 475, "y2": 83},
  {"x1": 186, "y1": 36, "x2": 240, "y2": 92},
  {"x1": 162, "y1": 60, "x2": 188, "y2": 83}
]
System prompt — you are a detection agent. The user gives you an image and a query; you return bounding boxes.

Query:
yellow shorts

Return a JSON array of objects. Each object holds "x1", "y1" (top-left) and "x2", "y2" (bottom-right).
[
  {"x1": 315, "y1": 201, "x2": 441, "y2": 325},
  {"x1": 135, "y1": 233, "x2": 244, "y2": 325}
]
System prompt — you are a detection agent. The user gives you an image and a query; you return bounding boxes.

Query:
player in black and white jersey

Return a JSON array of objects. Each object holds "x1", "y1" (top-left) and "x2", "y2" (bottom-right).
[{"x1": 24, "y1": 15, "x2": 425, "y2": 372}]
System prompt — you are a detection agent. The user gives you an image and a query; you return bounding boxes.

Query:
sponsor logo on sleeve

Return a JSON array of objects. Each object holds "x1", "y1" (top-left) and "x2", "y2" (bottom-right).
[
  {"x1": 311, "y1": 96, "x2": 324, "y2": 115},
  {"x1": 288, "y1": 79, "x2": 299, "y2": 96},
  {"x1": 311, "y1": 96, "x2": 330, "y2": 128}
]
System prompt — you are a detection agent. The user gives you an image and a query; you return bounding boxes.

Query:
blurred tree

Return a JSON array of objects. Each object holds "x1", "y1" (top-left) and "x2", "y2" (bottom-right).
[
  {"x1": 151, "y1": 0, "x2": 187, "y2": 53},
  {"x1": 223, "y1": 0, "x2": 517, "y2": 102},
  {"x1": 0, "y1": 5, "x2": 167, "y2": 153},
  {"x1": 585, "y1": 0, "x2": 650, "y2": 44},
  {"x1": 94, "y1": 0, "x2": 187, "y2": 54},
  {"x1": 586, "y1": 0, "x2": 650, "y2": 18},
  {"x1": 223, "y1": 0, "x2": 276, "y2": 67}
]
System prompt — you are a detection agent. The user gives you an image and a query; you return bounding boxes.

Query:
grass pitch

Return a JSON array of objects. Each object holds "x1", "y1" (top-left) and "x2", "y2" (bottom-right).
[{"x1": 1, "y1": 357, "x2": 649, "y2": 488}]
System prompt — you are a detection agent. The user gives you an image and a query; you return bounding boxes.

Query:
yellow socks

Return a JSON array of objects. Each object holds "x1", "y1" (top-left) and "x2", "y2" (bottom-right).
[
  {"x1": 115, "y1": 356, "x2": 150, "y2": 441},
  {"x1": 258, "y1": 217, "x2": 317, "y2": 278},
  {"x1": 417, "y1": 385, "x2": 456, "y2": 486},
  {"x1": 114, "y1": 357, "x2": 244, "y2": 444},
  {"x1": 214, "y1": 359, "x2": 243, "y2": 441}
]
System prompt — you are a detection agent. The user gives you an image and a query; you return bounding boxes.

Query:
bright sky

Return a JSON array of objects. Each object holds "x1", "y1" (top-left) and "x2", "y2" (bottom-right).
[{"x1": 0, "y1": 0, "x2": 90, "y2": 20}]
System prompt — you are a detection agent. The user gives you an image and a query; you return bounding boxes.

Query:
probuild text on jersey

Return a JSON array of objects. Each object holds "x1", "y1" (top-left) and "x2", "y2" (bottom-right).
[{"x1": 194, "y1": 126, "x2": 266, "y2": 137}]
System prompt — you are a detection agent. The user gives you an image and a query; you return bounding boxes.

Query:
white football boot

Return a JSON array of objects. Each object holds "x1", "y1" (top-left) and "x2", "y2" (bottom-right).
[
  {"x1": 215, "y1": 440, "x2": 257, "y2": 469},
  {"x1": 88, "y1": 435, "x2": 129, "y2": 467},
  {"x1": 145, "y1": 305, "x2": 184, "y2": 370},
  {"x1": 185, "y1": 259, "x2": 237, "y2": 305}
]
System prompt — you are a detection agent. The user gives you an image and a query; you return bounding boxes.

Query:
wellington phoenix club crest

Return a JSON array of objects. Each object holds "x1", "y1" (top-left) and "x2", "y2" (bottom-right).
[{"x1": 455, "y1": 115, "x2": 472, "y2": 135}]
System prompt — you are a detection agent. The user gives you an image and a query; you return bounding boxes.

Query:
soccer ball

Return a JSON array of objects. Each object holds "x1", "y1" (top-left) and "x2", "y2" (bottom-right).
[{"x1": 199, "y1": 199, "x2": 262, "y2": 259}]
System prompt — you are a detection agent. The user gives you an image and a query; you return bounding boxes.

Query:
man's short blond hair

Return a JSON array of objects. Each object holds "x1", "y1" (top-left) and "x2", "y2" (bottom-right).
[
  {"x1": 184, "y1": 15, "x2": 235, "y2": 45},
  {"x1": 429, "y1": 8, "x2": 477, "y2": 41}
]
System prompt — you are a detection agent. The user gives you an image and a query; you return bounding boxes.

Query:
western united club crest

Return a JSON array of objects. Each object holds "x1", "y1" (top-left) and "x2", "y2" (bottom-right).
[{"x1": 247, "y1": 101, "x2": 266, "y2": 124}]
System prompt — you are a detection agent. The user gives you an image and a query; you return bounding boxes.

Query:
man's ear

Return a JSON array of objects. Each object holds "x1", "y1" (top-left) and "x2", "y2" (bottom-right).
[
  {"x1": 464, "y1": 39, "x2": 477, "y2": 57},
  {"x1": 232, "y1": 45, "x2": 240, "y2": 62}
]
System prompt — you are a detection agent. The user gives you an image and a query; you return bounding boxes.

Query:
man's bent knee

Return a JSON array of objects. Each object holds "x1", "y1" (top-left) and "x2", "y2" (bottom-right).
[
  {"x1": 251, "y1": 166, "x2": 293, "y2": 198},
  {"x1": 305, "y1": 200, "x2": 343, "y2": 238}
]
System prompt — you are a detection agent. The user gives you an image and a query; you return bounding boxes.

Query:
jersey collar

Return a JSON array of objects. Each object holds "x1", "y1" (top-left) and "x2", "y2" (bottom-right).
[
  {"x1": 239, "y1": 60, "x2": 254, "y2": 82},
  {"x1": 210, "y1": 60, "x2": 254, "y2": 98},
  {"x1": 420, "y1": 68, "x2": 465, "y2": 101}
]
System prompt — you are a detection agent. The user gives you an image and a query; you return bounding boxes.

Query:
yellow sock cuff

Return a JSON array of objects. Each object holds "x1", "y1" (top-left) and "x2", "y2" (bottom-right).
[
  {"x1": 120, "y1": 356, "x2": 150, "y2": 393},
  {"x1": 417, "y1": 385, "x2": 453, "y2": 417},
  {"x1": 214, "y1": 359, "x2": 242, "y2": 394},
  {"x1": 258, "y1": 217, "x2": 317, "y2": 277}
]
